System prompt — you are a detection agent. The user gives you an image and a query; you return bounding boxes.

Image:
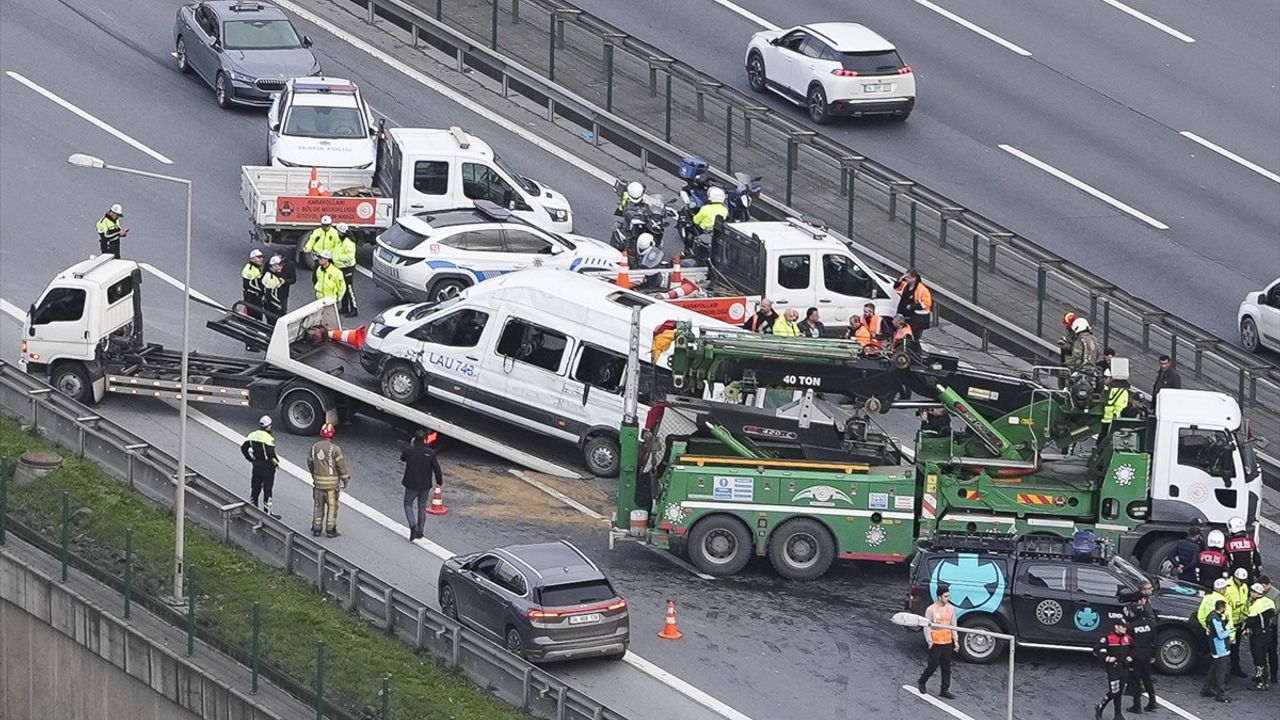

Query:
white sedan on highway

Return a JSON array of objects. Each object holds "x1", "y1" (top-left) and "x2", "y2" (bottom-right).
[
  {"x1": 1239, "y1": 278, "x2": 1280, "y2": 352},
  {"x1": 745, "y1": 22, "x2": 915, "y2": 124}
]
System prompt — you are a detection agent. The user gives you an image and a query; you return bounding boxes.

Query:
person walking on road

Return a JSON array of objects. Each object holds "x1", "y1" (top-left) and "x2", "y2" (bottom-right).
[
  {"x1": 1124, "y1": 600, "x2": 1157, "y2": 713},
  {"x1": 239, "y1": 415, "x2": 280, "y2": 518},
  {"x1": 1151, "y1": 355, "x2": 1181, "y2": 409},
  {"x1": 1201, "y1": 599, "x2": 1234, "y2": 703},
  {"x1": 307, "y1": 423, "x2": 350, "y2": 538},
  {"x1": 97, "y1": 203, "x2": 129, "y2": 257},
  {"x1": 916, "y1": 584, "x2": 958, "y2": 699},
  {"x1": 1094, "y1": 617, "x2": 1132, "y2": 720},
  {"x1": 314, "y1": 251, "x2": 347, "y2": 303},
  {"x1": 400, "y1": 429, "x2": 443, "y2": 541},
  {"x1": 1246, "y1": 581, "x2": 1276, "y2": 690},
  {"x1": 333, "y1": 222, "x2": 359, "y2": 317}
]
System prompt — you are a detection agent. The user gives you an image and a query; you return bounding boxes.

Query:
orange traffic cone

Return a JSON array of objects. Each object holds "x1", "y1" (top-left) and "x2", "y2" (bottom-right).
[
  {"x1": 329, "y1": 325, "x2": 367, "y2": 350},
  {"x1": 670, "y1": 255, "x2": 682, "y2": 284},
  {"x1": 426, "y1": 485, "x2": 449, "y2": 515},
  {"x1": 657, "y1": 599, "x2": 683, "y2": 640},
  {"x1": 664, "y1": 279, "x2": 698, "y2": 299},
  {"x1": 616, "y1": 251, "x2": 633, "y2": 289},
  {"x1": 307, "y1": 167, "x2": 324, "y2": 196}
]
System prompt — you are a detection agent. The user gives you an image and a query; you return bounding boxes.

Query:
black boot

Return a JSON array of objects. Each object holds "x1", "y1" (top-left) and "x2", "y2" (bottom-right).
[
  {"x1": 1094, "y1": 703, "x2": 1104, "y2": 720},
  {"x1": 1144, "y1": 696, "x2": 1157, "y2": 711},
  {"x1": 1127, "y1": 699, "x2": 1142, "y2": 713}
]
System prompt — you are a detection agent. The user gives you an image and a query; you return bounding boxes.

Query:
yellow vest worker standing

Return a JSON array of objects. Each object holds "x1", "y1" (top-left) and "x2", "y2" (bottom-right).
[
  {"x1": 308, "y1": 423, "x2": 351, "y2": 537},
  {"x1": 96, "y1": 203, "x2": 128, "y2": 257},
  {"x1": 917, "y1": 584, "x2": 958, "y2": 699},
  {"x1": 239, "y1": 416, "x2": 280, "y2": 518},
  {"x1": 313, "y1": 251, "x2": 347, "y2": 303},
  {"x1": 332, "y1": 223, "x2": 359, "y2": 317},
  {"x1": 303, "y1": 215, "x2": 341, "y2": 268}
]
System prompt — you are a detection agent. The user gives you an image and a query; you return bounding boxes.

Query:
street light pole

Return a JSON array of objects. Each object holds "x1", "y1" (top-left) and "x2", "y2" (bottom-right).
[
  {"x1": 892, "y1": 611, "x2": 1016, "y2": 720},
  {"x1": 67, "y1": 153, "x2": 193, "y2": 602}
]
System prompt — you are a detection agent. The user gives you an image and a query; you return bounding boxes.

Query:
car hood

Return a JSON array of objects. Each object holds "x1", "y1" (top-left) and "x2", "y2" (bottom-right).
[
  {"x1": 1149, "y1": 582, "x2": 1204, "y2": 617},
  {"x1": 225, "y1": 48, "x2": 319, "y2": 80},
  {"x1": 563, "y1": 235, "x2": 622, "y2": 262},
  {"x1": 274, "y1": 135, "x2": 375, "y2": 170},
  {"x1": 372, "y1": 301, "x2": 439, "y2": 330}
]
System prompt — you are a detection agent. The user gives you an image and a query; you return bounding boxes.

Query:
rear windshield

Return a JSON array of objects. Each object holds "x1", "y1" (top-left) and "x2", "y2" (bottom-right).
[
  {"x1": 840, "y1": 50, "x2": 904, "y2": 75},
  {"x1": 223, "y1": 20, "x2": 302, "y2": 50},
  {"x1": 379, "y1": 224, "x2": 426, "y2": 251},
  {"x1": 538, "y1": 580, "x2": 615, "y2": 607}
]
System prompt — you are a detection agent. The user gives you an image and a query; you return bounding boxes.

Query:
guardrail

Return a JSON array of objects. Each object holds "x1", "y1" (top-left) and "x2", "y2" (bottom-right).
[
  {"x1": 0, "y1": 359, "x2": 629, "y2": 720},
  {"x1": 329, "y1": 0, "x2": 1280, "y2": 480}
]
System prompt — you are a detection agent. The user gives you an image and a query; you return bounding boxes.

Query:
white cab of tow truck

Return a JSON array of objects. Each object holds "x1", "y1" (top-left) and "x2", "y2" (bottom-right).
[{"x1": 267, "y1": 77, "x2": 377, "y2": 170}]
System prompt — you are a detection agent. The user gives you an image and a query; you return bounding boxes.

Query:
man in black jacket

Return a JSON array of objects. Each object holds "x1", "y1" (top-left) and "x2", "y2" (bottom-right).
[
  {"x1": 1125, "y1": 600, "x2": 1157, "y2": 713},
  {"x1": 1151, "y1": 356, "x2": 1181, "y2": 409},
  {"x1": 401, "y1": 429, "x2": 443, "y2": 541},
  {"x1": 239, "y1": 415, "x2": 280, "y2": 517}
]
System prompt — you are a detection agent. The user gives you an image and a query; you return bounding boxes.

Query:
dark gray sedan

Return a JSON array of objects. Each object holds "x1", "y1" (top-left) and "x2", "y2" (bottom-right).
[
  {"x1": 173, "y1": 1, "x2": 320, "y2": 108},
  {"x1": 438, "y1": 541, "x2": 630, "y2": 663}
]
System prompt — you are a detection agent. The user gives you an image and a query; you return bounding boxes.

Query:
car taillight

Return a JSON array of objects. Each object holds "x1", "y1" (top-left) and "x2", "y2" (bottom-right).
[
  {"x1": 898, "y1": 66, "x2": 913, "y2": 75},
  {"x1": 606, "y1": 599, "x2": 628, "y2": 612},
  {"x1": 527, "y1": 609, "x2": 561, "y2": 619},
  {"x1": 831, "y1": 69, "x2": 859, "y2": 77}
]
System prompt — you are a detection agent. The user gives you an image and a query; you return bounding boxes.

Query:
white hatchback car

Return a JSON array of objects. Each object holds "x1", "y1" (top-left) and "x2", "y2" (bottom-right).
[
  {"x1": 267, "y1": 77, "x2": 376, "y2": 169},
  {"x1": 1238, "y1": 278, "x2": 1280, "y2": 352},
  {"x1": 745, "y1": 22, "x2": 915, "y2": 124},
  {"x1": 372, "y1": 201, "x2": 622, "y2": 303}
]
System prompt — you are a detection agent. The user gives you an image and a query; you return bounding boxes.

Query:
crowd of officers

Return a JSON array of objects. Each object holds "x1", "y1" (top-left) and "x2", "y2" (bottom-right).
[{"x1": 238, "y1": 215, "x2": 359, "y2": 335}]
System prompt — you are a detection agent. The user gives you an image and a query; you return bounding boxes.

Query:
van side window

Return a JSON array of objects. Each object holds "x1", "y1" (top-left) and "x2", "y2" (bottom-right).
[
  {"x1": 574, "y1": 345, "x2": 625, "y2": 393},
  {"x1": 31, "y1": 288, "x2": 86, "y2": 325},
  {"x1": 776, "y1": 255, "x2": 810, "y2": 290},
  {"x1": 496, "y1": 320, "x2": 567, "y2": 373},
  {"x1": 107, "y1": 277, "x2": 134, "y2": 305},
  {"x1": 1023, "y1": 564, "x2": 1068, "y2": 591},
  {"x1": 462, "y1": 163, "x2": 517, "y2": 207},
  {"x1": 407, "y1": 309, "x2": 489, "y2": 347},
  {"x1": 823, "y1": 254, "x2": 873, "y2": 297},
  {"x1": 413, "y1": 161, "x2": 449, "y2": 195}
]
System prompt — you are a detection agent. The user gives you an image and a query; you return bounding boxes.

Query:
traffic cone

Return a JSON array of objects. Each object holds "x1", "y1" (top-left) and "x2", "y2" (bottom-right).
[
  {"x1": 616, "y1": 251, "x2": 633, "y2": 289},
  {"x1": 307, "y1": 167, "x2": 323, "y2": 196},
  {"x1": 426, "y1": 485, "x2": 449, "y2": 515},
  {"x1": 329, "y1": 325, "x2": 367, "y2": 350},
  {"x1": 657, "y1": 599, "x2": 683, "y2": 640},
  {"x1": 670, "y1": 255, "x2": 682, "y2": 284}
]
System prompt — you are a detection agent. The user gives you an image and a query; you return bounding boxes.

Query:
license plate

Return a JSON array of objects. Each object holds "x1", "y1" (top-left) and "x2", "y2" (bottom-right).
[
  {"x1": 568, "y1": 613, "x2": 602, "y2": 625},
  {"x1": 376, "y1": 247, "x2": 396, "y2": 263},
  {"x1": 863, "y1": 83, "x2": 892, "y2": 93}
]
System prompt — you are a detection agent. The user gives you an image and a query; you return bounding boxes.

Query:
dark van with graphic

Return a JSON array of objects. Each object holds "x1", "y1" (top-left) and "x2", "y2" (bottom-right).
[{"x1": 904, "y1": 533, "x2": 1204, "y2": 675}]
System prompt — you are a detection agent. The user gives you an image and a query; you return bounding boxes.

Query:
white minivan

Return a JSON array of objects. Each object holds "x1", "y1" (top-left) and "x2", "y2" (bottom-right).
[{"x1": 359, "y1": 270, "x2": 733, "y2": 476}]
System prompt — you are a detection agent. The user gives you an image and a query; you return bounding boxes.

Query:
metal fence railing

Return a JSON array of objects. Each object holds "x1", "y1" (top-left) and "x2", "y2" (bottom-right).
[
  {"x1": 326, "y1": 0, "x2": 1280, "y2": 479},
  {"x1": 0, "y1": 359, "x2": 629, "y2": 720}
]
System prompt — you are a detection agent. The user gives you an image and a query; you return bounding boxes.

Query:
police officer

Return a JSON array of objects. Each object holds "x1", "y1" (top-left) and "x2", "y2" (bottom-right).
[
  {"x1": 261, "y1": 255, "x2": 290, "y2": 322},
  {"x1": 1124, "y1": 601, "x2": 1157, "y2": 713},
  {"x1": 692, "y1": 186, "x2": 728, "y2": 232},
  {"x1": 1227, "y1": 567, "x2": 1251, "y2": 677},
  {"x1": 307, "y1": 423, "x2": 351, "y2": 537},
  {"x1": 1197, "y1": 530, "x2": 1229, "y2": 588},
  {"x1": 241, "y1": 249, "x2": 266, "y2": 317},
  {"x1": 239, "y1": 416, "x2": 280, "y2": 517},
  {"x1": 96, "y1": 203, "x2": 129, "y2": 256},
  {"x1": 1225, "y1": 516, "x2": 1262, "y2": 582},
  {"x1": 1094, "y1": 617, "x2": 1132, "y2": 720},
  {"x1": 634, "y1": 233, "x2": 664, "y2": 291},
  {"x1": 333, "y1": 222, "x2": 359, "y2": 316},
  {"x1": 616, "y1": 180, "x2": 645, "y2": 215},
  {"x1": 314, "y1": 250, "x2": 347, "y2": 303},
  {"x1": 303, "y1": 215, "x2": 341, "y2": 271},
  {"x1": 1246, "y1": 581, "x2": 1277, "y2": 690},
  {"x1": 1262, "y1": 575, "x2": 1280, "y2": 685}
]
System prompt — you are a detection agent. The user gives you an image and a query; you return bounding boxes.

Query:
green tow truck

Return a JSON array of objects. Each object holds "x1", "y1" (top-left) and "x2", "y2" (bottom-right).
[{"x1": 610, "y1": 316, "x2": 1264, "y2": 580}]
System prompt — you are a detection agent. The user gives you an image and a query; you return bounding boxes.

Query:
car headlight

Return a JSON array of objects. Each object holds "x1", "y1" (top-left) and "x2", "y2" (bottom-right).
[
  {"x1": 546, "y1": 207, "x2": 569, "y2": 223},
  {"x1": 368, "y1": 322, "x2": 392, "y2": 339},
  {"x1": 228, "y1": 70, "x2": 255, "y2": 83}
]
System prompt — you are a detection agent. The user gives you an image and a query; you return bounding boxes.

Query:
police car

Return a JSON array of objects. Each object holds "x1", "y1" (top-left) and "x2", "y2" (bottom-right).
[
  {"x1": 371, "y1": 201, "x2": 622, "y2": 303},
  {"x1": 267, "y1": 77, "x2": 376, "y2": 169},
  {"x1": 905, "y1": 533, "x2": 1204, "y2": 675}
]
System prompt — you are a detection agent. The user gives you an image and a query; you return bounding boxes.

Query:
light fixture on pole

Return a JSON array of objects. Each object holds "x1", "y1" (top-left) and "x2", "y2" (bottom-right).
[
  {"x1": 892, "y1": 611, "x2": 1016, "y2": 720},
  {"x1": 68, "y1": 152, "x2": 194, "y2": 602}
]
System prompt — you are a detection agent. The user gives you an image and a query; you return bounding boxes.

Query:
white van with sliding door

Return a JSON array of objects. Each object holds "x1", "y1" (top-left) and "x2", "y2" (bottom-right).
[{"x1": 358, "y1": 270, "x2": 732, "y2": 476}]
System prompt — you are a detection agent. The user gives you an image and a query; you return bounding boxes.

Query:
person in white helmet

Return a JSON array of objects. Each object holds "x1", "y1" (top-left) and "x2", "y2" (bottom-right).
[
  {"x1": 634, "y1": 232, "x2": 665, "y2": 290},
  {"x1": 240, "y1": 249, "x2": 267, "y2": 349},
  {"x1": 1066, "y1": 317, "x2": 1100, "y2": 373},
  {"x1": 1197, "y1": 529, "x2": 1229, "y2": 588},
  {"x1": 332, "y1": 222, "x2": 359, "y2": 316},
  {"x1": 693, "y1": 185, "x2": 729, "y2": 232},
  {"x1": 303, "y1": 215, "x2": 341, "y2": 272},
  {"x1": 261, "y1": 254, "x2": 292, "y2": 321},
  {"x1": 96, "y1": 203, "x2": 129, "y2": 257},
  {"x1": 616, "y1": 180, "x2": 646, "y2": 215},
  {"x1": 1227, "y1": 567, "x2": 1252, "y2": 676},
  {"x1": 239, "y1": 415, "x2": 280, "y2": 517},
  {"x1": 1224, "y1": 516, "x2": 1262, "y2": 583},
  {"x1": 314, "y1": 250, "x2": 346, "y2": 303}
]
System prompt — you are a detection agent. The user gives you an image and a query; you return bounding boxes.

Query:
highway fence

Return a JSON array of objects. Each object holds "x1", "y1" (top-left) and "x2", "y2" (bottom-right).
[
  {"x1": 332, "y1": 0, "x2": 1280, "y2": 480},
  {"x1": 0, "y1": 359, "x2": 630, "y2": 720}
]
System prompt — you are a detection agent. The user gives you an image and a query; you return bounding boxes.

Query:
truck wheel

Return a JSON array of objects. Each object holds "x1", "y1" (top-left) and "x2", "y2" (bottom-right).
[
  {"x1": 380, "y1": 362, "x2": 422, "y2": 404},
  {"x1": 279, "y1": 390, "x2": 325, "y2": 435},
  {"x1": 687, "y1": 515, "x2": 753, "y2": 576},
  {"x1": 956, "y1": 615, "x2": 1006, "y2": 664},
  {"x1": 581, "y1": 434, "x2": 620, "y2": 477},
  {"x1": 1140, "y1": 536, "x2": 1180, "y2": 576},
  {"x1": 50, "y1": 363, "x2": 94, "y2": 404},
  {"x1": 768, "y1": 518, "x2": 835, "y2": 580},
  {"x1": 1154, "y1": 628, "x2": 1196, "y2": 675}
]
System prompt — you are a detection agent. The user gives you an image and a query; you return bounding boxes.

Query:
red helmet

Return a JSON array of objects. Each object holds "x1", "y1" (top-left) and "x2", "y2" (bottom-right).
[
  {"x1": 320, "y1": 423, "x2": 336, "y2": 439},
  {"x1": 1062, "y1": 311, "x2": 1078, "y2": 329}
]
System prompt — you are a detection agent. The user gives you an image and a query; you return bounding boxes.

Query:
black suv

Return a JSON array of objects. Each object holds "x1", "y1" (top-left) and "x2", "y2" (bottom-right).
[{"x1": 905, "y1": 533, "x2": 1204, "y2": 674}]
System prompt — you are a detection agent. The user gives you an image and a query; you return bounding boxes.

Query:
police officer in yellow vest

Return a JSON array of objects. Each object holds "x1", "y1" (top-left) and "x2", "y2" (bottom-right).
[
  {"x1": 1227, "y1": 567, "x2": 1252, "y2": 677},
  {"x1": 1198, "y1": 578, "x2": 1232, "y2": 630},
  {"x1": 692, "y1": 186, "x2": 729, "y2": 232},
  {"x1": 333, "y1": 222, "x2": 358, "y2": 317},
  {"x1": 1246, "y1": 581, "x2": 1277, "y2": 690},
  {"x1": 308, "y1": 423, "x2": 351, "y2": 537},
  {"x1": 1099, "y1": 370, "x2": 1130, "y2": 444},
  {"x1": 314, "y1": 251, "x2": 347, "y2": 303},
  {"x1": 96, "y1": 203, "x2": 129, "y2": 256},
  {"x1": 303, "y1": 215, "x2": 341, "y2": 271}
]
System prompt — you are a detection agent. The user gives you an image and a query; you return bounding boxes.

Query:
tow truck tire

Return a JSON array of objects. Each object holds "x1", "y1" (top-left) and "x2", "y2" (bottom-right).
[
  {"x1": 768, "y1": 518, "x2": 835, "y2": 581},
  {"x1": 582, "y1": 434, "x2": 621, "y2": 477},
  {"x1": 1154, "y1": 628, "x2": 1196, "y2": 675},
  {"x1": 687, "y1": 515, "x2": 753, "y2": 576},
  {"x1": 50, "y1": 362, "x2": 93, "y2": 405},
  {"x1": 380, "y1": 362, "x2": 423, "y2": 404},
  {"x1": 1140, "y1": 536, "x2": 1180, "y2": 576},
  {"x1": 956, "y1": 615, "x2": 1006, "y2": 664},
  {"x1": 279, "y1": 390, "x2": 325, "y2": 436}
]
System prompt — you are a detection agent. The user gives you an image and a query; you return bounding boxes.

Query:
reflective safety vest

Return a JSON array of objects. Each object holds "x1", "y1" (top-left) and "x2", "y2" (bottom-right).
[
  {"x1": 893, "y1": 323, "x2": 914, "y2": 344},
  {"x1": 854, "y1": 315, "x2": 883, "y2": 347},
  {"x1": 692, "y1": 202, "x2": 728, "y2": 231},
  {"x1": 1197, "y1": 591, "x2": 1230, "y2": 628},
  {"x1": 1103, "y1": 386, "x2": 1130, "y2": 423},
  {"x1": 314, "y1": 263, "x2": 347, "y2": 301},
  {"x1": 772, "y1": 315, "x2": 800, "y2": 337},
  {"x1": 303, "y1": 226, "x2": 341, "y2": 255},
  {"x1": 96, "y1": 214, "x2": 123, "y2": 241},
  {"x1": 1226, "y1": 581, "x2": 1250, "y2": 627},
  {"x1": 332, "y1": 237, "x2": 357, "y2": 269},
  {"x1": 928, "y1": 603, "x2": 954, "y2": 645},
  {"x1": 1248, "y1": 595, "x2": 1277, "y2": 620}
]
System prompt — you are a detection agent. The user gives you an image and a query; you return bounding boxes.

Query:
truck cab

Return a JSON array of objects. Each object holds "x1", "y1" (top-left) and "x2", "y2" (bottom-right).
[
  {"x1": 710, "y1": 218, "x2": 899, "y2": 327},
  {"x1": 267, "y1": 77, "x2": 377, "y2": 170},
  {"x1": 374, "y1": 126, "x2": 574, "y2": 233}
]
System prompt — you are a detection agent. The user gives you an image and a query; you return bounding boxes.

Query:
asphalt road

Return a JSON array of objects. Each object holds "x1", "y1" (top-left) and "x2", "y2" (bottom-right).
[
  {"x1": 567, "y1": 0, "x2": 1280, "y2": 343},
  {"x1": 2, "y1": 2, "x2": 1279, "y2": 720}
]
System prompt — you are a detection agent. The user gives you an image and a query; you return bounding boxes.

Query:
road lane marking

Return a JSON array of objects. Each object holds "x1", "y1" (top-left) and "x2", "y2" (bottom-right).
[
  {"x1": 901, "y1": 685, "x2": 977, "y2": 720},
  {"x1": 1154, "y1": 696, "x2": 1202, "y2": 720},
  {"x1": 507, "y1": 469, "x2": 604, "y2": 520},
  {"x1": 272, "y1": 0, "x2": 616, "y2": 187},
  {"x1": 908, "y1": 0, "x2": 1033, "y2": 57},
  {"x1": 5, "y1": 70, "x2": 174, "y2": 165},
  {"x1": 1181, "y1": 131, "x2": 1280, "y2": 184},
  {"x1": 0, "y1": 299, "x2": 25, "y2": 322},
  {"x1": 705, "y1": 0, "x2": 781, "y2": 32},
  {"x1": 1096, "y1": 0, "x2": 1195, "y2": 43},
  {"x1": 1261, "y1": 515, "x2": 1280, "y2": 537},
  {"x1": 998, "y1": 144, "x2": 1169, "y2": 230},
  {"x1": 623, "y1": 655, "x2": 756, "y2": 720},
  {"x1": 137, "y1": 263, "x2": 226, "y2": 310}
]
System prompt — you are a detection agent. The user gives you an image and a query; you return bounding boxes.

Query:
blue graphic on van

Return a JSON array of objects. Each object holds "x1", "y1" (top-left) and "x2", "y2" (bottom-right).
[
  {"x1": 1074, "y1": 607, "x2": 1101, "y2": 632},
  {"x1": 930, "y1": 553, "x2": 1006, "y2": 618},
  {"x1": 427, "y1": 352, "x2": 477, "y2": 377}
]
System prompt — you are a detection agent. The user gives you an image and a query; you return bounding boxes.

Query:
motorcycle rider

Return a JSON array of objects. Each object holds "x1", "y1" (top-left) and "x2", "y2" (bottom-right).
[
  {"x1": 616, "y1": 181, "x2": 646, "y2": 215},
  {"x1": 634, "y1": 233, "x2": 665, "y2": 291},
  {"x1": 1197, "y1": 530, "x2": 1230, "y2": 588},
  {"x1": 1225, "y1": 516, "x2": 1262, "y2": 582},
  {"x1": 692, "y1": 186, "x2": 729, "y2": 233}
]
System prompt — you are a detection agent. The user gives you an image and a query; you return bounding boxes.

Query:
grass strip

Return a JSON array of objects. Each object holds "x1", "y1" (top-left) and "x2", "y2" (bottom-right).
[{"x1": 0, "y1": 417, "x2": 526, "y2": 720}]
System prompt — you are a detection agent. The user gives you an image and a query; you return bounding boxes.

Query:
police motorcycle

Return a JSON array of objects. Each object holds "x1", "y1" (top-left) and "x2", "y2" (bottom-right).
[
  {"x1": 677, "y1": 156, "x2": 762, "y2": 222},
  {"x1": 728, "y1": 171, "x2": 764, "y2": 222},
  {"x1": 611, "y1": 180, "x2": 672, "y2": 257}
]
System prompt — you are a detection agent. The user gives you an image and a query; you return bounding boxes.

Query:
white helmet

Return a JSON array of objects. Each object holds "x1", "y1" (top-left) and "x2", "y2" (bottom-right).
[
  {"x1": 636, "y1": 233, "x2": 655, "y2": 253},
  {"x1": 1234, "y1": 567, "x2": 1249, "y2": 581},
  {"x1": 336, "y1": 222, "x2": 349, "y2": 233},
  {"x1": 1070, "y1": 317, "x2": 1090, "y2": 333},
  {"x1": 110, "y1": 203, "x2": 124, "y2": 215},
  {"x1": 626, "y1": 181, "x2": 645, "y2": 201},
  {"x1": 268, "y1": 255, "x2": 284, "y2": 266},
  {"x1": 258, "y1": 415, "x2": 272, "y2": 428},
  {"x1": 707, "y1": 186, "x2": 727, "y2": 204},
  {"x1": 1226, "y1": 516, "x2": 1245, "y2": 535},
  {"x1": 1213, "y1": 578, "x2": 1228, "y2": 591},
  {"x1": 249, "y1": 248, "x2": 264, "y2": 260},
  {"x1": 320, "y1": 215, "x2": 333, "y2": 226},
  {"x1": 1206, "y1": 529, "x2": 1225, "y2": 549}
]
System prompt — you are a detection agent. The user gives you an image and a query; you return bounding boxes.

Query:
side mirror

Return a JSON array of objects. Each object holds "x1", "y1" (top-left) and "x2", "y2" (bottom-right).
[
  {"x1": 549, "y1": 244, "x2": 564, "y2": 255},
  {"x1": 769, "y1": 38, "x2": 780, "y2": 46},
  {"x1": 212, "y1": 39, "x2": 222, "y2": 52},
  {"x1": 302, "y1": 35, "x2": 313, "y2": 48},
  {"x1": 507, "y1": 199, "x2": 517, "y2": 210},
  {"x1": 270, "y1": 123, "x2": 280, "y2": 132}
]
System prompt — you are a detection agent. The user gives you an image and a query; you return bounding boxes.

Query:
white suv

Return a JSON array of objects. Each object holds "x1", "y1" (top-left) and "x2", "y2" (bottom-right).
[
  {"x1": 267, "y1": 77, "x2": 376, "y2": 169},
  {"x1": 745, "y1": 22, "x2": 915, "y2": 124},
  {"x1": 1238, "y1": 278, "x2": 1280, "y2": 352},
  {"x1": 372, "y1": 201, "x2": 622, "y2": 303}
]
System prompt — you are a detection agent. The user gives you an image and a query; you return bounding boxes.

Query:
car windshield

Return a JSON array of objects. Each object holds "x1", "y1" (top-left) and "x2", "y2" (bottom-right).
[
  {"x1": 492, "y1": 151, "x2": 538, "y2": 195},
  {"x1": 223, "y1": 19, "x2": 302, "y2": 50},
  {"x1": 283, "y1": 105, "x2": 368, "y2": 139},
  {"x1": 840, "y1": 50, "x2": 904, "y2": 74},
  {"x1": 379, "y1": 224, "x2": 427, "y2": 251},
  {"x1": 537, "y1": 580, "x2": 614, "y2": 607},
  {"x1": 1112, "y1": 556, "x2": 1150, "y2": 589}
]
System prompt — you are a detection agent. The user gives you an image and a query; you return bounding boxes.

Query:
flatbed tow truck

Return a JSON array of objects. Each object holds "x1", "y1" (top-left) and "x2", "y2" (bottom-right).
[
  {"x1": 17, "y1": 257, "x2": 579, "y2": 478},
  {"x1": 610, "y1": 316, "x2": 1265, "y2": 579}
]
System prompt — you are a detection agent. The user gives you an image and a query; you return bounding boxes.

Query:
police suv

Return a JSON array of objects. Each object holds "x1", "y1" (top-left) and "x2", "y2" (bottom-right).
[{"x1": 905, "y1": 533, "x2": 1204, "y2": 674}]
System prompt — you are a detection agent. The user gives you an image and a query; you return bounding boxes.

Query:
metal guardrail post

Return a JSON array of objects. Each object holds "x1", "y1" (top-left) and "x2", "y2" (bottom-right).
[
  {"x1": 695, "y1": 81, "x2": 719, "y2": 121},
  {"x1": 1101, "y1": 300, "x2": 1111, "y2": 350},
  {"x1": 60, "y1": 491, "x2": 70, "y2": 582},
  {"x1": 971, "y1": 234, "x2": 981, "y2": 304},
  {"x1": 887, "y1": 181, "x2": 913, "y2": 221},
  {"x1": 250, "y1": 601, "x2": 262, "y2": 694},
  {"x1": 27, "y1": 387, "x2": 52, "y2": 431},
  {"x1": 547, "y1": 13, "x2": 556, "y2": 81},
  {"x1": 124, "y1": 528, "x2": 133, "y2": 619},
  {"x1": 909, "y1": 201, "x2": 918, "y2": 267},
  {"x1": 0, "y1": 466, "x2": 8, "y2": 546},
  {"x1": 724, "y1": 106, "x2": 733, "y2": 173},
  {"x1": 435, "y1": 0, "x2": 442, "y2": 21},
  {"x1": 315, "y1": 640, "x2": 327, "y2": 720},
  {"x1": 490, "y1": 0, "x2": 499, "y2": 50},
  {"x1": 1238, "y1": 368, "x2": 1247, "y2": 408},
  {"x1": 664, "y1": 73, "x2": 672, "y2": 142},
  {"x1": 939, "y1": 208, "x2": 961, "y2": 248},
  {"x1": 187, "y1": 566, "x2": 197, "y2": 656},
  {"x1": 605, "y1": 44, "x2": 615, "y2": 112},
  {"x1": 511, "y1": 0, "x2": 519, "y2": 24},
  {"x1": 380, "y1": 675, "x2": 391, "y2": 720},
  {"x1": 785, "y1": 136, "x2": 797, "y2": 206},
  {"x1": 1035, "y1": 266, "x2": 1048, "y2": 337},
  {"x1": 1170, "y1": 334, "x2": 1179, "y2": 367},
  {"x1": 743, "y1": 105, "x2": 767, "y2": 147},
  {"x1": 366, "y1": 0, "x2": 375, "y2": 25},
  {"x1": 988, "y1": 232, "x2": 1011, "y2": 272}
]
